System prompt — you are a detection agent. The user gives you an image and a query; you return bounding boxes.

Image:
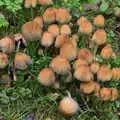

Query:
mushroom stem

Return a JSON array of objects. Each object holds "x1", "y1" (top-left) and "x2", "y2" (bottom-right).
[
  {"x1": 66, "y1": 91, "x2": 71, "y2": 98},
  {"x1": 16, "y1": 40, "x2": 21, "y2": 52}
]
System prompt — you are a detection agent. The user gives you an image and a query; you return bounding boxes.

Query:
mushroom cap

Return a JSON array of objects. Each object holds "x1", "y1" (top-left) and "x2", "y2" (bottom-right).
[
  {"x1": 38, "y1": 0, "x2": 53, "y2": 5},
  {"x1": 80, "y1": 81, "x2": 100, "y2": 94},
  {"x1": 38, "y1": 68, "x2": 55, "y2": 86},
  {"x1": 100, "y1": 44, "x2": 113, "y2": 59},
  {"x1": 90, "y1": 62, "x2": 100, "y2": 74},
  {"x1": 73, "y1": 59, "x2": 88, "y2": 70},
  {"x1": 48, "y1": 24, "x2": 60, "y2": 37},
  {"x1": 41, "y1": 31, "x2": 54, "y2": 47},
  {"x1": 74, "y1": 65, "x2": 93, "y2": 82},
  {"x1": 92, "y1": 29, "x2": 107, "y2": 45},
  {"x1": 78, "y1": 48, "x2": 94, "y2": 64},
  {"x1": 55, "y1": 34, "x2": 69, "y2": 48},
  {"x1": 0, "y1": 53, "x2": 8, "y2": 68},
  {"x1": 94, "y1": 15, "x2": 105, "y2": 27},
  {"x1": 97, "y1": 65, "x2": 112, "y2": 81},
  {"x1": 56, "y1": 8, "x2": 71, "y2": 24},
  {"x1": 79, "y1": 20, "x2": 93, "y2": 34},
  {"x1": 43, "y1": 8, "x2": 56, "y2": 24},
  {"x1": 111, "y1": 88, "x2": 118, "y2": 101},
  {"x1": 60, "y1": 24, "x2": 71, "y2": 35},
  {"x1": 22, "y1": 21, "x2": 42, "y2": 41},
  {"x1": 33, "y1": 16, "x2": 44, "y2": 28},
  {"x1": 49, "y1": 55, "x2": 71, "y2": 75},
  {"x1": 60, "y1": 42, "x2": 77, "y2": 61},
  {"x1": 77, "y1": 16, "x2": 88, "y2": 26},
  {"x1": 58, "y1": 97, "x2": 79, "y2": 115},
  {"x1": 112, "y1": 68, "x2": 120, "y2": 80},
  {"x1": 0, "y1": 37, "x2": 15, "y2": 53},
  {"x1": 24, "y1": 0, "x2": 37, "y2": 8},
  {"x1": 14, "y1": 53, "x2": 32, "y2": 70}
]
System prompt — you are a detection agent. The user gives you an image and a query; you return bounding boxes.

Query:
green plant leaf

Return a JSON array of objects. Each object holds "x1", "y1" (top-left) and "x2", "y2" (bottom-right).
[
  {"x1": 100, "y1": 2, "x2": 109, "y2": 12},
  {"x1": 88, "y1": 0, "x2": 100, "y2": 4},
  {"x1": 0, "y1": 14, "x2": 9, "y2": 28}
]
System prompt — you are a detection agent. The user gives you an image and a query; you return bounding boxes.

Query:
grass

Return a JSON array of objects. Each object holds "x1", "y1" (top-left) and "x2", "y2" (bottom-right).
[{"x1": 0, "y1": 0, "x2": 120, "y2": 120}]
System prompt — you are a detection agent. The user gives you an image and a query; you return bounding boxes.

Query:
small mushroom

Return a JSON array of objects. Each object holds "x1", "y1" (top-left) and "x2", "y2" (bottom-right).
[
  {"x1": 112, "y1": 68, "x2": 120, "y2": 80},
  {"x1": 60, "y1": 24, "x2": 71, "y2": 35},
  {"x1": 97, "y1": 65, "x2": 112, "y2": 82},
  {"x1": 41, "y1": 31, "x2": 54, "y2": 47},
  {"x1": 77, "y1": 16, "x2": 88, "y2": 26},
  {"x1": 56, "y1": 8, "x2": 71, "y2": 24},
  {"x1": 14, "y1": 53, "x2": 32, "y2": 70},
  {"x1": 90, "y1": 62, "x2": 100, "y2": 74},
  {"x1": 38, "y1": 68, "x2": 55, "y2": 86},
  {"x1": 92, "y1": 29, "x2": 107, "y2": 45},
  {"x1": 38, "y1": 0, "x2": 53, "y2": 5},
  {"x1": 24, "y1": 0, "x2": 38, "y2": 8},
  {"x1": 93, "y1": 15, "x2": 105, "y2": 27},
  {"x1": 0, "y1": 37, "x2": 15, "y2": 53},
  {"x1": 111, "y1": 88, "x2": 118, "y2": 101},
  {"x1": 49, "y1": 55, "x2": 71, "y2": 75},
  {"x1": 0, "y1": 53, "x2": 9, "y2": 69},
  {"x1": 33, "y1": 16, "x2": 44, "y2": 28}
]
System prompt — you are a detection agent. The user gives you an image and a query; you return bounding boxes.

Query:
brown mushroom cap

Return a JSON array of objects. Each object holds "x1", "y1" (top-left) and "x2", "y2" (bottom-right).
[
  {"x1": 48, "y1": 24, "x2": 60, "y2": 37},
  {"x1": 78, "y1": 48, "x2": 94, "y2": 64},
  {"x1": 0, "y1": 37, "x2": 15, "y2": 53},
  {"x1": 92, "y1": 29, "x2": 107, "y2": 45},
  {"x1": 14, "y1": 53, "x2": 32, "y2": 70},
  {"x1": 77, "y1": 16, "x2": 88, "y2": 26},
  {"x1": 56, "y1": 8, "x2": 71, "y2": 24},
  {"x1": 0, "y1": 53, "x2": 9, "y2": 69},
  {"x1": 111, "y1": 88, "x2": 118, "y2": 101},
  {"x1": 74, "y1": 65, "x2": 93, "y2": 82},
  {"x1": 112, "y1": 68, "x2": 120, "y2": 80},
  {"x1": 94, "y1": 15, "x2": 105, "y2": 27},
  {"x1": 38, "y1": 0, "x2": 53, "y2": 5},
  {"x1": 60, "y1": 42, "x2": 77, "y2": 61},
  {"x1": 49, "y1": 55, "x2": 71, "y2": 75},
  {"x1": 90, "y1": 62, "x2": 100, "y2": 74},
  {"x1": 58, "y1": 97, "x2": 79, "y2": 115},
  {"x1": 60, "y1": 24, "x2": 71, "y2": 35},
  {"x1": 24, "y1": 0, "x2": 38, "y2": 8},
  {"x1": 41, "y1": 32, "x2": 54, "y2": 47},
  {"x1": 33, "y1": 16, "x2": 44, "y2": 28},
  {"x1": 38, "y1": 68, "x2": 55, "y2": 86},
  {"x1": 97, "y1": 65, "x2": 112, "y2": 81}
]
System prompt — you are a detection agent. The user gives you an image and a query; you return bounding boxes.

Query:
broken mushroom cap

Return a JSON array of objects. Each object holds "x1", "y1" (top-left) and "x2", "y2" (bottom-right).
[
  {"x1": 48, "y1": 24, "x2": 60, "y2": 37},
  {"x1": 97, "y1": 65, "x2": 112, "y2": 82},
  {"x1": 41, "y1": 31, "x2": 54, "y2": 47},
  {"x1": 90, "y1": 62, "x2": 100, "y2": 74},
  {"x1": 60, "y1": 24, "x2": 71, "y2": 35},
  {"x1": 74, "y1": 65, "x2": 93, "y2": 82},
  {"x1": 0, "y1": 53, "x2": 9, "y2": 69},
  {"x1": 38, "y1": 0, "x2": 53, "y2": 5},
  {"x1": 92, "y1": 29, "x2": 107, "y2": 45},
  {"x1": 60, "y1": 42, "x2": 77, "y2": 61},
  {"x1": 80, "y1": 81, "x2": 100, "y2": 94},
  {"x1": 56, "y1": 8, "x2": 71, "y2": 24},
  {"x1": 58, "y1": 97, "x2": 79, "y2": 116},
  {"x1": 73, "y1": 59, "x2": 88, "y2": 70},
  {"x1": 112, "y1": 68, "x2": 120, "y2": 80},
  {"x1": 24, "y1": 0, "x2": 38, "y2": 8},
  {"x1": 14, "y1": 53, "x2": 32, "y2": 70},
  {"x1": 38, "y1": 68, "x2": 55, "y2": 86},
  {"x1": 78, "y1": 48, "x2": 94, "y2": 64},
  {"x1": 49, "y1": 55, "x2": 71, "y2": 75},
  {"x1": 22, "y1": 21, "x2": 42, "y2": 41},
  {"x1": 77, "y1": 16, "x2": 88, "y2": 26},
  {"x1": 111, "y1": 88, "x2": 118, "y2": 101},
  {"x1": 33, "y1": 16, "x2": 44, "y2": 28},
  {"x1": 43, "y1": 8, "x2": 56, "y2": 24},
  {"x1": 100, "y1": 44, "x2": 113, "y2": 59},
  {"x1": 0, "y1": 37, "x2": 15, "y2": 53},
  {"x1": 93, "y1": 15, "x2": 105, "y2": 27},
  {"x1": 55, "y1": 34, "x2": 69, "y2": 48}
]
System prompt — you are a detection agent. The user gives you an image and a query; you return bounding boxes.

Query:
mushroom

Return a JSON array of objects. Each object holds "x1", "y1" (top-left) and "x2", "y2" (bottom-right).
[
  {"x1": 0, "y1": 37, "x2": 15, "y2": 53},
  {"x1": 112, "y1": 68, "x2": 120, "y2": 80},
  {"x1": 56, "y1": 8, "x2": 71, "y2": 24},
  {"x1": 60, "y1": 42, "x2": 77, "y2": 61},
  {"x1": 100, "y1": 44, "x2": 114, "y2": 59},
  {"x1": 49, "y1": 55, "x2": 71, "y2": 75},
  {"x1": 90, "y1": 62, "x2": 100, "y2": 74},
  {"x1": 14, "y1": 53, "x2": 32, "y2": 70},
  {"x1": 78, "y1": 48, "x2": 94, "y2": 64},
  {"x1": 0, "y1": 53, "x2": 9, "y2": 69},
  {"x1": 93, "y1": 15, "x2": 105, "y2": 27},
  {"x1": 77, "y1": 16, "x2": 88, "y2": 26},
  {"x1": 60, "y1": 24, "x2": 71, "y2": 35},
  {"x1": 38, "y1": 68, "x2": 55, "y2": 86},
  {"x1": 80, "y1": 81, "x2": 100, "y2": 94},
  {"x1": 58, "y1": 96, "x2": 79, "y2": 116},
  {"x1": 73, "y1": 59, "x2": 88, "y2": 70},
  {"x1": 33, "y1": 16, "x2": 44, "y2": 28},
  {"x1": 48, "y1": 24, "x2": 60, "y2": 37},
  {"x1": 92, "y1": 29, "x2": 107, "y2": 45},
  {"x1": 38, "y1": 0, "x2": 53, "y2": 5},
  {"x1": 41, "y1": 31, "x2": 54, "y2": 47},
  {"x1": 70, "y1": 34, "x2": 79, "y2": 48},
  {"x1": 97, "y1": 65, "x2": 112, "y2": 82},
  {"x1": 24, "y1": 0, "x2": 38, "y2": 8},
  {"x1": 111, "y1": 88, "x2": 118, "y2": 101},
  {"x1": 74, "y1": 65, "x2": 93, "y2": 82},
  {"x1": 43, "y1": 8, "x2": 57, "y2": 24},
  {"x1": 55, "y1": 34, "x2": 69, "y2": 48}
]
